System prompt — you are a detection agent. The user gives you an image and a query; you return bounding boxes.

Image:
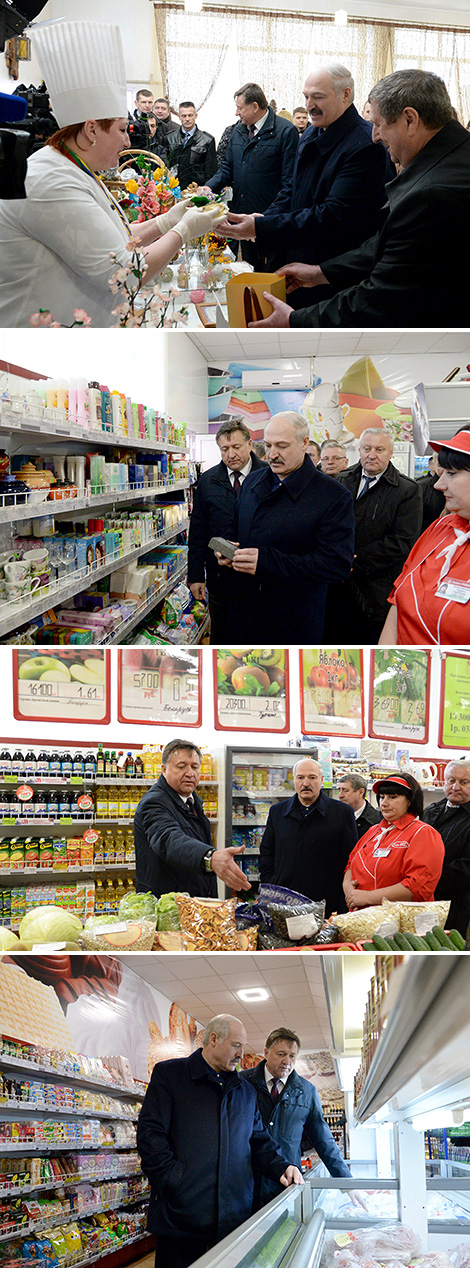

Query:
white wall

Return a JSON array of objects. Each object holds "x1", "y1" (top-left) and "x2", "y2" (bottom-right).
[
  {"x1": 164, "y1": 332, "x2": 208, "y2": 432},
  {"x1": 0, "y1": 330, "x2": 165, "y2": 414}
]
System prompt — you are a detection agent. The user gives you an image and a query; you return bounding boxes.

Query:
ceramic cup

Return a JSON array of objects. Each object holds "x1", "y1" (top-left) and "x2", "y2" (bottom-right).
[
  {"x1": 25, "y1": 548, "x2": 49, "y2": 569},
  {"x1": 5, "y1": 576, "x2": 41, "y2": 603},
  {"x1": 4, "y1": 560, "x2": 30, "y2": 584}
]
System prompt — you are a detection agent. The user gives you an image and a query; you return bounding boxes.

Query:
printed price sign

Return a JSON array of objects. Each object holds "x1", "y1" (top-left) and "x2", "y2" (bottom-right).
[
  {"x1": 118, "y1": 649, "x2": 202, "y2": 727},
  {"x1": 300, "y1": 649, "x2": 364, "y2": 737},
  {"x1": 439, "y1": 652, "x2": 470, "y2": 748},
  {"x1": 213, "y1": 649, "x2": 289, "y2": 733},
  {"x1": 13, "y1": 651, "x2": 110, "y2": 724},
  {"x1": 369, "y1": 649, "x2": 430, "y2": 743}
]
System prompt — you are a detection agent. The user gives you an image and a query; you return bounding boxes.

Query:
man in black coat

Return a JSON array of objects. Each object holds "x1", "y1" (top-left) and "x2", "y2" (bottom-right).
[
  {"x1": 338, "y1": 773, "x2": 381, "y2": 839},
  {"x1": 167, "y1": 101, "x2": 217, "y2": 190},
  {"x1": 222, "y1": 64, "x2": 392, "y2": 287},
  {"x1": 206, "y1": 82, "x2": 298, "y2": 270},
  {"x1": 424, "y1": 760, "x2": 470, "y2": 938},
  {"x1": 134, "y1": 737, "x2": 250, "y2": 898},
  {"x1": 249, "y1": 70, "x2": 470, "y2": 329},
  {"x1": 187, "y1": 418, "x2": 265, "y2": 643},
  {"x1": 216, "y1": 411, "x2": 355, "y2": 643},
  {"x1": 152, "y1": 97, "x2": 179, "y2": 163},
  {"x1": 137, "y1": 1014, "x2": 303, "y2": 1268},
  {"x1": 128, "y1": 88, "x2": 154, "y2": 150},
  {"x1": 259, "y1": 758, "x2": 357, "y2": 916},
  {"x1": 324, "y1": 428, "x2": 422, "y2": 644}
]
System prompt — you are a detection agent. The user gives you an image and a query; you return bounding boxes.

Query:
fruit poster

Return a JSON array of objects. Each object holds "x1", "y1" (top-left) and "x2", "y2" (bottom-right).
[
  {"x1": 369, "y1": 649, "x2": 430, "y2": 744},
  {"x1": 118, "y1": 648, "x2": 202, "y2": 727},
  {"x1": 299, "y1": 649, "x2": 364, "y2": 737},
  {"x1": 438, "y1": 652, "x2": 470, "y2": 749},
  {"x1": 213, "y1": 649, "x2": 289, "y2": 733},
  {"x1": 13, "y1": 650, "x2": 110, "y2": 724}
]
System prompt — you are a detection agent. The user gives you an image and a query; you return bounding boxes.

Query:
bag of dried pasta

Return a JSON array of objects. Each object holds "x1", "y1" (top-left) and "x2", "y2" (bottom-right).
[
  {"x1": 382, "y1": 898, "x2": 450, "y2": 934},
  {"x1": 174, "y1": 894, "x2": 240, "y2": 951},
  {"x1": 335, "y1": 906, "x2": 398, "y2": 944}
]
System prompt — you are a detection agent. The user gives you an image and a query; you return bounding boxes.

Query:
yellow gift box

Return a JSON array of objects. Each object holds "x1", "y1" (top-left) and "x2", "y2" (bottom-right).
[{"x1": 225, "y1": 272, "x2": 286, "y2": 327}]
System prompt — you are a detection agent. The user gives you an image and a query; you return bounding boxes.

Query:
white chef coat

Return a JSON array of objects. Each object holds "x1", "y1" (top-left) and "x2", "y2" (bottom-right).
[{"x1": 0, "y1": 146, "x2": 143, "y2": 328}]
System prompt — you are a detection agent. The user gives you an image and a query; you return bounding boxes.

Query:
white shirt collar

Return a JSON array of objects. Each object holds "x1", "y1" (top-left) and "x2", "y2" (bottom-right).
[
  {"x1": 264, "y1": 1065, "x2": 289, "y2": 1089},
  {"x1": 253, "y1": 112, "x2": 269, "y2": 134},
  {"x1": 358, "y1": 470, "x2": 383, "y2": 496},
  {"x1": 354, "y1": 802, "x2": 366, "y2": 819},
  {"x1": 229, "y1": 458, "x2": 252, "y2": 483}
]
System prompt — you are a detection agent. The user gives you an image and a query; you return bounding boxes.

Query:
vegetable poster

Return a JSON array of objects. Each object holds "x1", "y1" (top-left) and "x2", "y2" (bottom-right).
[
  {"x1": 213, "y1": 649, "x2": 289, "y2": 733},
  {"x1": 439, "y1": 652, "x2": 470, "y2": 749},
  {"x1": 118, "y1": 648, "x2": 202, "y2": 726},
  {"x1": 299, "y1": 649, "x2": 364, "y2": 737},
  {"x1": 13, "y1": 650, "x2": 110, "y2": 724},
  {"x1": 369, "y1": 649, "x2": 430, "y2": 744}
]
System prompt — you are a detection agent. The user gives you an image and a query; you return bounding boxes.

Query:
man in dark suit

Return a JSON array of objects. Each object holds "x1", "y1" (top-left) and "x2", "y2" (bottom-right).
[
  {"x1": 324, "y1": 428, "x2": 422, "y2": 644},
  {"x1": 249, "y1": 69, "x2": 470, "y2": 329},
  {"x1": 217, "y1": 411, "x2": 355, "y2": 643},
  {"x1": 167, "y1": 101, "x2": 217, "y2": 189},
  {"x1": 222, "y1": 63, "x2": 391, "y2": 286},
  {"x1": 338, "y1": 774, "x2": 381, "y2": 838},
  {"x1": 259, "y1": 758, "x2": 357, "y2": 916},
  {"x1": 134, "y1": 738, "x2": 250, "y2": 898},
  {"x1": 424, "y1": 760, "x2": 470, "y2": 938},
  {"x1": 206, "y1": 82, "x2": 298, "y2": 271},
  {"x1": 187, "y1": 418, "x2": 265, "y2": 644},
  {"x1": 152, "y1": 97, "x2": 179, "y2": 162}
]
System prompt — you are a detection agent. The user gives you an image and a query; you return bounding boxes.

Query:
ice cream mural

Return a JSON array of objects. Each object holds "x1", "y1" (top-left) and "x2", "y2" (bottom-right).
[{"x1": 207, "y1": 356, "x2": 414, "y2": 450}]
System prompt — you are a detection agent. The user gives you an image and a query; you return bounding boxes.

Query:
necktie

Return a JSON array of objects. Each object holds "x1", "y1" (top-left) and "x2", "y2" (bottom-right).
[
  {"x1": 358, "y1": 474, "x2": 375, "y2": 498},
  {"x1": 186, "y1": 795, "x2": 198, "y2": 817},
  {"x1": 248, "y1": 124, "x2": 256, "y2": 140},
  {"x1": 232, "y1": 473, "x2": 241, "y2": 495},
  {"x1": 184, "y1": 131, "x2": 192, "y2": 146},
  {"x1": 270, "y1": 1078, "x2": 280, "y2": 1099}
]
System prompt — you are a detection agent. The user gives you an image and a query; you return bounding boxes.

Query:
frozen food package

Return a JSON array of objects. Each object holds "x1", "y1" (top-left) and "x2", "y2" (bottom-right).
[
  {"x1": 349, "y1": 1223, "x2": 421, "y2": 1260},
  {"x1": 449, "y1": 1245, "x2": 470, "y2": 1268},
  {"x1": 174, "y1": 894, "x2": 240, "y2": 951},
  {"x1": 335, "y1": 907, "x2": 398, "y2": 944},
  {"x1": 382, "y1": 899, "x2": 450, "y2": 933}
]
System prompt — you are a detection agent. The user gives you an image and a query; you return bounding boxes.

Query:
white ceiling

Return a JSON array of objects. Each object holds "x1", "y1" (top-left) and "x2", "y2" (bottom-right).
[
  {"x1": 187, "y1": 331, "x2": 470, "y2": 362},
  {"x1": 118, "y1": 953, "x2": 334, "y2": 1051}
]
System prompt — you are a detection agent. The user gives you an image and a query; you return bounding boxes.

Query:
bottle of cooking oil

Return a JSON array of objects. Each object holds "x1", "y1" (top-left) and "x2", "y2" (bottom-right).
[
  {"x1": 142, "y1": 746, "x2": 154, "y2": 780},
  {"x1": 128, "y1": 784, "x2": 140, "y2": 818},
  {"x1": 200, "y1": 749, "x2": 213, "y2": 780},
  {"x1": 95, "y1": 785, "x2": 108, "y2": 820},
  {"x1": 153, "y1": 746, "x2": 162, "y2": 776},
  {"x1": 104, "y1": 878, "x2": 116, "y2": 916},
  {"x1": 118, "y1": 785, "x2": 131, "y2": 820},
  {"x1": 93, "y1": 829, "x2": 104, "y2": 866},
  {"x1": 114, "y1": 827, "x2": 125, "y2": 865},
  {"x1": 107, "y1": 782, "x2": 119, "y2": 820},
  {"x1": 95, "y1": 878, "x2": 105, "y2": 913},
  {"x1": 104, "y1": 829, "x2": 115, "y2": 866},
  {"x1": 115, "y1": 876, "x2": 126, "y2": 908},
  {"x1": 125, "y1": 875, "x2": 135, "y2": 896},
  {"x1": 125, "y1": 828, "x2": 135, "y2": 863}
]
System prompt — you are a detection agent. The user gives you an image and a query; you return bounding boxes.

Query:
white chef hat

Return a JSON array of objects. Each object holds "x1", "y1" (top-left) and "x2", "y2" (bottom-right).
[{"x1": 30, "y1": 21, "x2": 127, "y2": 127}]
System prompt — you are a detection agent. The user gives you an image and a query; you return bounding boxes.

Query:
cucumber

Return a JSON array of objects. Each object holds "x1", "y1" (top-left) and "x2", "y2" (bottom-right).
[
  {"x1": 447, "y1": 929, "x2": 466, "y2": 951},
  {"x1": 393, "y1": 932, "x2": 415, "y2": 952},
  {"x1": 431, "y1": 925, "x2": 453, "y2": 950},
  {"x1": 384, "y1": 936, "x2": 401, "y2": 950},
  {"x1": 423, "y1": 931, "x2": 441, "y2": 950},
  {"x1": 362, "y1": 941, "x2": 376, "y2": 951},
  {"x1": 372, "y1": 934, "x2": 390, "y2": 951},
  {"x1": 406, "y1": 933, "x2": 429, "y2": 951}
]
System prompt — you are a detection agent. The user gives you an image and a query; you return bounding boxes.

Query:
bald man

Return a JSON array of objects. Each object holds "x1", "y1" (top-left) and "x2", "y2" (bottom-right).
[
  {"x1": 137, "y1": 1013, "x2": 303, "y2": 1268},
  {"x1": 259, "y1": 758, "x2": 357, "y2": 916},
  {"x1": 424, "y1": 761, "x2": 470, "y2": 937}
]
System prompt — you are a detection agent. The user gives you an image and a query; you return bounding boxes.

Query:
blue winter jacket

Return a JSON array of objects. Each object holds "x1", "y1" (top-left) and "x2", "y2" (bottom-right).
[
  {"x1": 242, "y1": 1061, "x2": 351, "y2": 1204},
  {"x1": 206, "y1": 107, "x2": 298, "y2": 212},
  {"x1": 137, "y1": 1049, "x2": 290, "y2": 1239}
]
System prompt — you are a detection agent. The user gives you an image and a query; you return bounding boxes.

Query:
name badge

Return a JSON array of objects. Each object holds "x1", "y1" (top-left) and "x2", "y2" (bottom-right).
[
  {"x1": 436, "y1": 579, "x2": 470, "y2": 604},
  {"x1": 373, "y1": 846, "x2": 391, "y2": 858}
]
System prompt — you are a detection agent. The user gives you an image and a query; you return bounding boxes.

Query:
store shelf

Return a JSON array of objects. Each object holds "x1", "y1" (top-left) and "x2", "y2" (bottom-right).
[
  {"x1": 0, "y1": 481, "x2": 189, "y2": 526},
  {"x1": 0, "y1": 527, "x2": 188, "y2": 640},
  {"x1": 100, "y1": 564, "x2": 187, "y2": 644},
  {"x1": 0, "y1": 406, "x2": 186, "y2": 454},
  {"x1": 0, "y1": 777, "x2": 217, "y2": 786},
  {"x1": 0, "y1": 1167, "x2": 142, "y2": 1198},
  {"x1": 0, "y1": 1053, "x2": 146, "y2": 1099},
  {"x1": 0, "y1": 1194, "x2": 148, "y2": 1245},
  {"x1": 0, "y1": 865, "x2": 135, "y2": 878},
  {"x1": 0, "y1": 1102, "x2": 139, "y2": 1122}
]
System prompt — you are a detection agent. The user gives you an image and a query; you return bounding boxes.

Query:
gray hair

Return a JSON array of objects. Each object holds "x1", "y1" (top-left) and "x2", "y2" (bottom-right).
[
  {"x1": 202, "y1": 1014, "x2": 238, "y2": 1047},
  {"x1": 360, "y1": 427, "x2": 394, "y2": 448},
  {"x1": 445, "y1": 759, "x2": 470, "y2": 775},
  {"x1": 339, "y1": 772, "x2": 367, "y2": 794},
  {"x1": 369, "y1": 70, "x2": 453, "y2": 128},
  {"x1": 265, "y1": 411, "x2": 309, "y2": 440},
  {"x1": 322, "y1": 63, "x2": 355, "y2": 101},
  {"x1": 293, "y1": 757, "x2": 322, "y2": 777},
  {"x1": 320, "y1": 439, "x2": 348, "y2": 455}
]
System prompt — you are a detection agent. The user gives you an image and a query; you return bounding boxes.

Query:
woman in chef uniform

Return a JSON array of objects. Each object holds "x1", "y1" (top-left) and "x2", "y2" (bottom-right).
[
  {"x1": 380, "y1": 430, "x2": 470, "y2": 645},
  {"x1": 0, "y1": 20, "x2": 220, "y2": 327},
  {"x1": 343, "y1": 774, "x2": 445, "y2": 910}
]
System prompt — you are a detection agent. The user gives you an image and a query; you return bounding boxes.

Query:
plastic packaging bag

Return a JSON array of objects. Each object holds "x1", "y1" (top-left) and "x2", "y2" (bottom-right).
[
  {"x1": 257, "y1": 882, "x2": 325, "y2": 945},
  {"x1": 118, "y1": 890, "x2": 158, "y2": 921},
  {"x1": 175, "y1": 894, "x2": 240, "y2": 950},
  {"x1": 382, "y1": 899, "x2": 450, "y2": 934},
  {"x1": 349, "y1": 1223, "x2": 421, "y2": 1260},
  {"x1": 80, "y1": 916, "x2": 156, "y2": 951},
  {"x1": 314, "y1": 921, "x2": 341, "y2": 944},
  {"x1": 157, "y1": 892, "x2": 182, "y2": 932},
  {"x1": 335, "y1": 907, "x2": 398, "y2": 944},
  {"x1": 449, "y1": 1245, "x2": 470, "y2": 1268}
]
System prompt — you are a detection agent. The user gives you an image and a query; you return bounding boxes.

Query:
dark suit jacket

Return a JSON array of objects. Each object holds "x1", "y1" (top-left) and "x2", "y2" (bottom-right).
[
  {"x1": 289, "y1": 120, "x2": 470, "y2": 327},
  {"x1": 356, "y1": 799, "x2": 381, "y2": 839},
  {"x1": 187, "y1": 453, "x2": 265, "y2": 600},
  {"x1": 255, "y1": 105, "x2": 390, "y2": 268},
  {"x1": 226, "y1": 455, "x2": 355, "y2": 643},
  {"x1": 259, "y1": 790, "x2": 358, "y2": 916},
  {"x1": 207, "y1": 107, "x2": 298, "y2": 212},
  {"x1": 334, "y1": 460, "x2": 422, "y2": 626},
  {"x1": 168, "y1": 125, "x2": 217, "y2": 188},
  {"x1": 134, "y1": 773, "x2": 216, "y2": 898},
  {"x1": 424, "y1": 798, "x2": 470, "y2": 937}
]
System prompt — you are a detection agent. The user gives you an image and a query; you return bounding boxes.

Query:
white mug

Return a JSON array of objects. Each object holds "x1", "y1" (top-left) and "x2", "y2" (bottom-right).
[
  {"x1": 5, "y1": 576, "x2": 41, "y2": 603},
  {"x1": 4, "y1": 560, "x2": 30, "y2": 584},
  {"x1": 24, "y1": 548, "x2": 49, "y2": 570}
]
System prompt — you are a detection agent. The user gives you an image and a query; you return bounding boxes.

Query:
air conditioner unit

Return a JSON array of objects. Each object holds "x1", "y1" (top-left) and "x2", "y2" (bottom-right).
[{"x1": 241, "y1": 368, "x2": 312, "y2": 390}]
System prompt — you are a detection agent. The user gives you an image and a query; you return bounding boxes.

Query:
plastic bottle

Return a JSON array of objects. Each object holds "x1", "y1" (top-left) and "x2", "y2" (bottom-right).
[
  {"x1": 100, "y1": 386, "x2": 113, "y2": 434},
  {"x1": 0, "y1": 792, "x2": 9, "y2": 818},
  {"x1": 23, "y1": 750, "x2": 37, "y2": 779},
  {"x1": 36, "y1": 750, "x2": 49, "y2": 776},
  {"x1": 85, "y1": 751, "x2": 96, "y2": 778},
  {"x1": 11, "y1": 749, "x2": 24, "y2": 778},
  {"x1": 118, "y1": 786, "x2": 130, "y2": 820},
  {"x1": 125, "y1": 830, "x2": 135, "y2": 863},
  {"x1": 49, "y1": 751, "x2": 61, "y2": 775},
  {"x1": 111, "y1": 392, "x2": 123, "y2": 435},
  {"x1": 134, "y1": 754, "x2": 144, "y2": 779},
  {"x1": 115, "y1": 827, "x2": 125, "y2": 864},
  {"x1": 142, "y1": 748, "x2": 154, "y2": 780},
  {"x1": 59, "y1": 787, "x2": 71, "y2": 818},
  {"x1": 72, "y1": 751, "x2": 85, "y2": 776},
  {"x1": 34, "y1": 790, "x2": 47, "y2": 819},
  {"x1": 115, "y1": 876, "x2": 126, "y2": 908},
  {"x1": 95, "y1": 785, "x2": 108, "y2": 820},
  {"x1": 128, "y1": 785, "x2": 140, "y2": 818},
  {"x1": 70, "y1": 791, "x2": 82, "y2": 820},
  {"x1": 125, "y1": 752, "x2": 135, "y2": 779},
  {"x1": 87, "y1": 382, "x2": 103, "y2": 430},
  {"x1": 95, "y1": 878, "x2": 105, "y2": 913},
  {"x1": 93, "y1": 830, "x2": 104, "y2": 866},
  {"x1": 107, "y1": 783, "x2": 119, "y2": 820},
  {"x1": 0, "y1": 749, "x2": 11, "y2": 775},
  {"x1": 110, "y1": 750, "x2": 118, "y2": 779},
  {"x1": 153, "y1": 747, "x2": 163, "y2": 776},
  {"x1": 104, "y1": 749, "x2": 112, "y2": 777},
  {"x1": 104, "y1": 830, "x2": 115, "y2": 866},
  {"x1": 60, "y1": 751, "x2": 72, "y2": 777},
  {"x1": 96, "y1": 744, "x2": 105, "y2": 778},
  {"x1": 47, "y1": 788, "x2": 59, "y2": 819}
]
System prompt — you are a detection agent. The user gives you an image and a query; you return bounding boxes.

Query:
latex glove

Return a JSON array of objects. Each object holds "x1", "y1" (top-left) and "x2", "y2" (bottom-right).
[
  {"x1": 174, "y1": 203, "x2": 227, "y2": 245},
  {"x1": 154, "y1": 198, "x2": 192, "y2": 235}
]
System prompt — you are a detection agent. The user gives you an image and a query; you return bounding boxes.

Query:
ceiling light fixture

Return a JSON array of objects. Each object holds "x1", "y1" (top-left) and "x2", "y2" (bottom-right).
[
  {"x1": 237, "y1": 988, "x2": 270, "y2": 1002},
  {"x1": 334, "y1": 9, "x2": 348, "y2": 24}
]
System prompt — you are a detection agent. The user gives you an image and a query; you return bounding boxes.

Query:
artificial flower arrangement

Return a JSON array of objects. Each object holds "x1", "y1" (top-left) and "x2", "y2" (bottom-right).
[{"x1": 120, "y1": 157, "x2": 182, "y2": 223}]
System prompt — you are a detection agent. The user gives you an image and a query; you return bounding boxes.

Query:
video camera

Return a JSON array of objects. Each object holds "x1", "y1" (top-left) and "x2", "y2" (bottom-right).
[
  {"x1": 0, "y1": 0, "x2": 56, "y2": 196},
  {"x1": 0, "y1": 89, "x2": 28, "y2": 198}
]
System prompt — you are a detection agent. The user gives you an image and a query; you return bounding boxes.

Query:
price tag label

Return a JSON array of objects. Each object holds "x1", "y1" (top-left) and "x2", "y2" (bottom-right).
[
  {"x1": 119, "y1": 650, "x2": 202, "y2": 726},
  {"x1": 70, "y1": 777, "x2": 84, "y2": 785},
  {"x1": 4, "y1": 775, "x2": 18, "y2": 783},
  {"x1": 14, "y1": 651, "x2": 110, "y2": 724},
  {"x1": 59, "y1": 817, "x2": 73, "y2": 825},
  {"x1": 32, "y1": 942, "x2": 67, "y2": 952},
  {"x1": 98, "y1": 922, "x2": 128, "y2": 935}
]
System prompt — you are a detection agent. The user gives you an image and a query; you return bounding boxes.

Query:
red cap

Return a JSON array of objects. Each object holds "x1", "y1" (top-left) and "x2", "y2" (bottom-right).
[
  {"x1": 372, "y1": 775, "x2": 413, "y2": 794},
  {"x1": 429, "y1": 430, "x2": 470, "y2": 456}
]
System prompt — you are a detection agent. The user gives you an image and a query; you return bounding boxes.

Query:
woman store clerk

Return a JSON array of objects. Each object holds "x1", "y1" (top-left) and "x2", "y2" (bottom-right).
[
  {"x1": 380, "y1": 430, "x2": 470, "y2": 645},
  {"x1": 0, "y1": 21, "x2": 220, "y2": 328},
  {"x1": 343, "y1": 774, "x2": 445, "y2": 910}
]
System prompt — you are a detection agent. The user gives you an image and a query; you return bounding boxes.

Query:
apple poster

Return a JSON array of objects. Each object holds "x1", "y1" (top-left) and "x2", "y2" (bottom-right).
[{"x1": 13, "y1": 649, "x2": 111, "y2": 724}]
